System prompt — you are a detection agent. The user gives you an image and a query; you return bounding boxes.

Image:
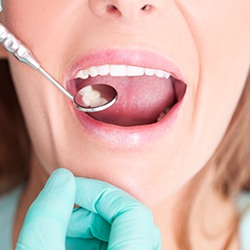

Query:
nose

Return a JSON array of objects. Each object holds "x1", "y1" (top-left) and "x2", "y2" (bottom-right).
[{"x1": 88, "y1": 0, "x2": 160, "y2": 21}]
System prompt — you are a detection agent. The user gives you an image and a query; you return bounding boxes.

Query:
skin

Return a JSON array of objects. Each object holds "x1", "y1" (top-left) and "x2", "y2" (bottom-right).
[{"x1": 1, "y1": 0, "x2": 250, "y2": 249}]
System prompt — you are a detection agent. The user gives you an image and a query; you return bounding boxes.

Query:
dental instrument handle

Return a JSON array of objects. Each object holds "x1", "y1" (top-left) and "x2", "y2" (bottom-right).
[
  {"x1": 37, "y1": 68, "x2": 73, "y2": 100},
  {"x1": 0, "y1": 23, "x2": 74, "y2": 101}
]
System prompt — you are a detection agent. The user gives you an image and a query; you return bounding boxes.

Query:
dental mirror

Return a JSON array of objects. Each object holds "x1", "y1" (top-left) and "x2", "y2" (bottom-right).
[
  {"x1": 0, "y1": 23, "x2": 118, "y2": 112},
  {"x1": 74, "y1": 83, "x2": 117, "y2": 112}
]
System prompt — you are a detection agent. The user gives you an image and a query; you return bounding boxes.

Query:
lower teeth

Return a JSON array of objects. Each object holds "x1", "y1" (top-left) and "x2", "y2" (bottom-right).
[{"x1": 157, "y1": 108, "x2": 170, "y2": 122}]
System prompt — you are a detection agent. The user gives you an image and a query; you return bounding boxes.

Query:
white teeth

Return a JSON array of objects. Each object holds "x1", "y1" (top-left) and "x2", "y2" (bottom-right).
[
  {"x1": 126, "y1": 66, "x2": 144, "y2": 76},
  {"x1": 97, "y1": 65, "x2": 109, "y2": 76},
  {"x1": 90, "y1": 97, "x2": 107, "y2": 107},
  {"x1": 78, "y1": 86, "x2": 107, "y2": 107},
  {"x1": 76, "y1": 69, "x2": 89, "y2": 79},
  {"x1": 164, "y1": 72, "x2": 171, "y2": 79},
  {"x1": 89, "y1": 66, "x2": 98, "y2": 77},
  {"x1": 157, "y1": 112, "x2": 165, "y2": 122},
  {"x1": 155, "y1": 69, "x2": 164, "y2": 78},
  {"x1": 157, "y1": 108, "x2": 170, "y2": 122},
  {"x1": 75, "y1": 65, "x2": 171, "y2": 80},
  {"x1": 144, "y1": 68, "x2": 156, "y2": 76},
  {"x1": 110, "y1": 65, "x2": 127, "y2": 76}
]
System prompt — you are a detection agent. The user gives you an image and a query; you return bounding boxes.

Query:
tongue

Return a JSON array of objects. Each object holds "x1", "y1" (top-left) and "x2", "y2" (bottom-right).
[{"x1": 76, "y1": 75, "x2": 176, "y2": 126}]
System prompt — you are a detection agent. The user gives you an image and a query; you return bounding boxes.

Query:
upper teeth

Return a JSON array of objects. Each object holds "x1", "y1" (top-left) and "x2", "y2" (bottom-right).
[{"x1": 75, "y1": 64, "x2": 171, "y2": 79}]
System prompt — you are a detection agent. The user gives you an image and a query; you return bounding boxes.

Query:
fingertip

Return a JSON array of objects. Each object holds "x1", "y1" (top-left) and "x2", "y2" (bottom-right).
[
  {"x1": 16, "y1": 169, "x2": 77, "y2": 249},
  {"x1": 44, "y1": 168, "x2": 76, "y2": 194},
  {"x1": 51, "y1": 167, "x2": 75, "y2": 180},
  {"x1": 32, "y1": 168, "x2": 76, "y2": 214}
]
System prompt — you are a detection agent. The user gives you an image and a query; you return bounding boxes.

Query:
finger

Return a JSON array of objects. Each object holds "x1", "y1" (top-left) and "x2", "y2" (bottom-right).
[
  {"x1": 75, "y1": 178, "x2": 156, "y2": 250},
  {"x1": 16, "y1": 168, "x2": 76, "y2": 250},
  {"x1": 66, "y1": 237, "x2": 108, "y2": 250},
  {"x1": 67, "y1": 207, "x2": 111, "y2": 242},
  {"x1": 153, "y1": 225, "x2": 162, "y2": 250}
]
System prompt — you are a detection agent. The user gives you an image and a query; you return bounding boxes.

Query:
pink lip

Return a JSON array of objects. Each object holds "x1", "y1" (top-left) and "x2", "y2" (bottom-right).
[{"x1": 65, "y1": 49, "x2": 187, "y2": 149}]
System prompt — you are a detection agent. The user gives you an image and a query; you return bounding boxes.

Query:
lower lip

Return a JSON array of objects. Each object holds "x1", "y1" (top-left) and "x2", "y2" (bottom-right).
[{"x1": 70, "y1": 97, "x2": 185, "y2": 149}]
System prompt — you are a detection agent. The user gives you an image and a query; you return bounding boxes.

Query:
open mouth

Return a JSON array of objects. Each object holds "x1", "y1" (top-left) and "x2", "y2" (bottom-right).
[{"x1": 67, "y1": 64, "x2": 187, "y2": 126}]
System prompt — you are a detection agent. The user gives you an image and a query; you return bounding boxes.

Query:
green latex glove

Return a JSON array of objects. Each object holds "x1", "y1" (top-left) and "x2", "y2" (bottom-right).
[{"x1": 16, "y1": 168, "x2": 162, "y2": 250}]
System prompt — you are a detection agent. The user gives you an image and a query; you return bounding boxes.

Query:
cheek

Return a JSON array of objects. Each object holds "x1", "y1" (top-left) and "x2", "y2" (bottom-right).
[
  {"x1": 182, "y1": 0, "x2": 250, "y2": 169},
  {"x1": 2, "y1": 1, "x2": 84, "y2": 72},
  {"x1": 8, "y1": 58, "x2": 68, "y2": 173}
]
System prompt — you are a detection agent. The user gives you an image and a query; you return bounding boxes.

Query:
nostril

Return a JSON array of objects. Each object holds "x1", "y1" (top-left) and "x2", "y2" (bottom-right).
[
  {"x1": 106, "y1": 3, "x2": 155, "y2": 17},
  {"x1": 141, "y1": 4, "x2": 153, "y2": 11},
  {"x1": 103, "y1": 3, "x2": 156, "y2": 19},
  {"x1": 106, "y1": 4, "x2": 122, "y2": 16}
]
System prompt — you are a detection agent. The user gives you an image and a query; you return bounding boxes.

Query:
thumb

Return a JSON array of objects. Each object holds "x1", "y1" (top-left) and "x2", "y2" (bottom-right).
[{"x1": 16, "y1": 168, "x2": 76, "y2": 250}]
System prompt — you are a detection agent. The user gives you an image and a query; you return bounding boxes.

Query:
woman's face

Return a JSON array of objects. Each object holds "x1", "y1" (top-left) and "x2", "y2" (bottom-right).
[{"x1": 1, "y1": 1, "x2": 250, "y2": 206}]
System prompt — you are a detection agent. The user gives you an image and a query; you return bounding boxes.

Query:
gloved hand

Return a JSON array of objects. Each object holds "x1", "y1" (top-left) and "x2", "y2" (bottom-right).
[{"x1": 16, "y1": 168, "x2": 162, "y2": 250}]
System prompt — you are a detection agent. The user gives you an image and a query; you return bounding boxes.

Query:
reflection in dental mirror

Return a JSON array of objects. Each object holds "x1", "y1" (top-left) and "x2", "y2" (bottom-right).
[{"x1": 74, "y1": 84, "x2": 118, "y2": 112}]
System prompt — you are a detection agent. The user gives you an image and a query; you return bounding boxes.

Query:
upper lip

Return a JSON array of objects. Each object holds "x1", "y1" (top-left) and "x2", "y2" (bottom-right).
[{"x1": 64, "y1": 49, "x2": 186, "y2": 84}]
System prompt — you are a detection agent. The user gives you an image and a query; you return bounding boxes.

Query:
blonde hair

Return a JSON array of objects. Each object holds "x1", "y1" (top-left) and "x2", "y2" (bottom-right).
[
  {"x1": 213, "y1": 70, "x2": 250, "y2": 195},
  {"x1": 176, "y1": 69, "x2": 250, "y2": 249}
]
